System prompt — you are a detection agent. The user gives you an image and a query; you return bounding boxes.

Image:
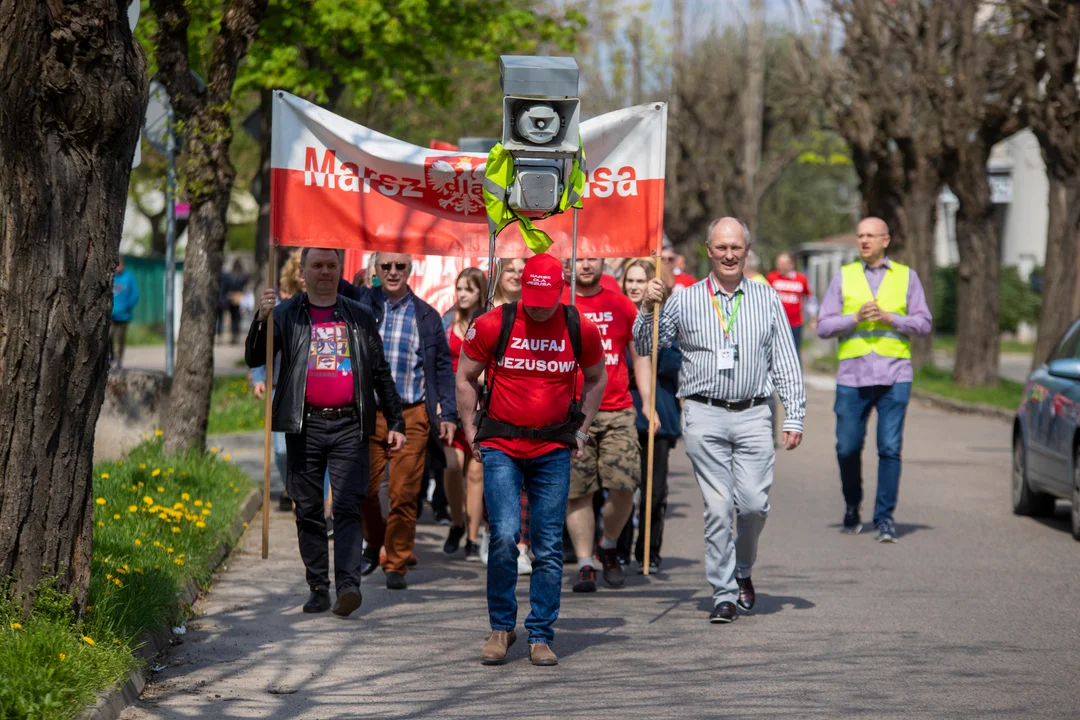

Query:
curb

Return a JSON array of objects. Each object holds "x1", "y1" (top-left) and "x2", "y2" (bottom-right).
[
  {"x1": 909, "y1": 388, "x2": 1015, "y2": 424},
  {"x1": 79, "y1": 488, "x2": 262, "y2": 720}
]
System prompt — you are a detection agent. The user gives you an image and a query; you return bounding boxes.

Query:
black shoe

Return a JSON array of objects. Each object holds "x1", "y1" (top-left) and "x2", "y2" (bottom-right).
[
  {"x1": 596, "y1": 546, "x2": 625, "y2": 588},
  {"x1": 434, "y1": 506, "x2": 452, "y2": 526},
  {"x1": 736, "y1": 577, "x2": 755, "y2": 611},
  {"x1": 386, "y1": 571, "x2": 407, "y2": 590},
  {"x1": 278, "y1": 494, "x2": 294, "y2": 512},
  {"x1": 332, "y1": 588, "x2": 362, "y2": 617},
  {"x1": 841, "y1": 505, "x2": 862, "y2": 534},
  {"x1": 444, "y1": 525, "x2": 466, "y2": 555},
  {"x1": 303, "y1": 588, "x2": 331, "y2": 614},
  {"x1": 709, "y1": 601, "x2": 737, "y2": 624},
  {"x1": 360, "y1": 545, "x2": 380, "y2": 576},
  {"x1": 325, "y1": 516, "x2": 334, "y2": 541},
  {"x1": 463, "y1": 540, "x2": 480, "y2": 562},
  {"x1": 636, "y1": 556, "x2": 663, "y2": 574},
  {"x1": 572, "y1": 565, "x2": 597, "y2": 593}
]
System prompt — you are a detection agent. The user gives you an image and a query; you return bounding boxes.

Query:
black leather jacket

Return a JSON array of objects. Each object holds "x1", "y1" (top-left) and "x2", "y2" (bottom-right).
[{"x1": 245, "y1": 293, "x2": 405, "y2": 437}]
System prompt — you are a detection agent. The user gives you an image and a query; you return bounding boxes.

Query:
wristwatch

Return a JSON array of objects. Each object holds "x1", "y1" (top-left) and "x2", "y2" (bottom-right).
[{"x1": 575, "y1": 430, "x2": 590, "y2": 443}]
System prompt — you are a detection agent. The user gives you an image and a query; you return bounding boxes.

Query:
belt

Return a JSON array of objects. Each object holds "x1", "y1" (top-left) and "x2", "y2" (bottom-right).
[
  {"x1": 304, "y1": 405, "x2": 356, "y2": 420},
  {"x1": 685, "y1": 395, "x2": 769, "y2": 411}
]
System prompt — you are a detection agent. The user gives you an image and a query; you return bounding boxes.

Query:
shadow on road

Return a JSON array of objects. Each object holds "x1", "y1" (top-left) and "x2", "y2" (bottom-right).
[
  {"x1": 1033, "y1": 501, "x2": 1077, "y2": 537},
  {"x1": 824, "y1": 522, "x2": 934, "y2": 539},
  {"x1": 695, "y1": 593, "x2": 815, "y2": 616}
]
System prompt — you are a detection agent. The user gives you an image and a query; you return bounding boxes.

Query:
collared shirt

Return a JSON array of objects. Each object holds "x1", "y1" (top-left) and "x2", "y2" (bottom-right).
[
  {"x1": 816, "y1": 258, "x2": 933, "y2": 388},
  {"x1": 379, "y1": 289, "x2": 425, "y2": 404},
  {"x1": 634, "y1": 274, "x2": 806, "y2": 433}
]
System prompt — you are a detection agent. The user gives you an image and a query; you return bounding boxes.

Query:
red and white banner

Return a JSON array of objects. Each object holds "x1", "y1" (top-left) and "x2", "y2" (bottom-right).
[
  {"x1": 343, "y1": 252, "x2": 488, "y2": 315},
  {"x1": 271, "y1": 91, "x2": 666, "y2": 258}
]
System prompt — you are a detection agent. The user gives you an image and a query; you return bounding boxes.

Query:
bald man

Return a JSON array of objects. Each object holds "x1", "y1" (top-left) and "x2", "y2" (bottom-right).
[
  {"x1": 766, "y1": 252, "x2": 817, "y2": 359},
  {"x1": 634, "y1": 217, "x2": 806, "y2": 624},
  {"x1": 816, "y1": 217, "x2": 932, "y2": 543}
]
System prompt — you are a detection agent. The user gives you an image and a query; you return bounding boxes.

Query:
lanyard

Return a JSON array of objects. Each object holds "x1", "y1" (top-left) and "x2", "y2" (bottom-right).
[{"x1": 707, "y1": 276, "x2": 742, "y2": 341}]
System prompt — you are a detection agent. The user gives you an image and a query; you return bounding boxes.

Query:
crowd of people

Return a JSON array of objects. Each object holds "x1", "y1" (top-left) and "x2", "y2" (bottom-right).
[{"x1": 242, "y1": 215, "x2": 927, "y2": 665}]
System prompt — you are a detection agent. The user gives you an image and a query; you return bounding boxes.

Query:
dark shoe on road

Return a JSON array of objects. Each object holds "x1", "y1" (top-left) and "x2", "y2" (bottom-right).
[
  {"x1": 302, "y1": 588, "x2": 331, "y2": 614},
  {"x1": 360, "y1": 545, "x2": 380, "y2": 576},
  {"x1": 841, "y1": 505, "x2": 862, "y2": 534},
  {"x1": 386, "y1": 571, "x2": 407, "y2": 590},
  {"x1": 709, "y1": 601, "x2": 737, "y2": 624},
  {"x1": 481, "y1": 629, "x2": 517, "y2": 665},
  {"x1": 736, "y1": 576, "x2": 755, "y2": 611},
  {"x1": 325, "y1": 516, "x2": 334, "y2": 541},
  {"x1": 463, "y1": 540, "x2": 480, "y2": 562},
  {"x1": 636, "y1": 556, "x2": 663, "y2": 574},
  {"x1": 332, "y1": 588, "x2": 362, "y2": 618},
  {"x1": 875, "y1": 519, "x2": 898, "y2": 543},
  {"x1": 596, "y1": 546, "x2": 625, "y2": 588},
  {"x1": 529, "y1": 643, "x2": 558, "y2": 666},
  {"x1": 444, "y1": 525, "x2": 466, "y2": 555},
  {"x1": 407, "y1": 553, "x2": 418, "y2": 567},
  {"x1": 572, "y1": 566, "x2": 597, "y2": 593},
  {"x1": 278, "y1": 494, "x2": 294, "y2": 512}
]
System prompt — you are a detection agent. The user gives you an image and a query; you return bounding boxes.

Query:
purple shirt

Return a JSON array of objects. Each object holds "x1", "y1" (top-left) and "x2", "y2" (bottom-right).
[{"x1": 816, "y1": 259, "x2": 933, "y2": 388}]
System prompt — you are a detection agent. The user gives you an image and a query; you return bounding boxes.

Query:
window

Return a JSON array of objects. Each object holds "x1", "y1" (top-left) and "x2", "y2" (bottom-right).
[{"x1": 1049, "y1": 321, "x2": 1080, "y2": 362}]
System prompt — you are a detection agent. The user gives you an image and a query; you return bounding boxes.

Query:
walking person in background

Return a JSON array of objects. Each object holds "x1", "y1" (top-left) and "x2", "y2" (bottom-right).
[
  {"x1": 110, "y1": 257, "x2": 140, "y2": 370},
  {"x1": 635, "y1": 218, "x2": 806, "y2": 625},
  {"x1": 617, "y1": 259, "x2": 682, "y2": 573},
  {"x1": 767, "y1": 252, "x2": 817, "y2": 360},
  {"x1": 744, "y1": 251, "x2": 769, "y2": 285},
  {"x1": 661, "y1": 236, "x2": 695, "y2": 294},
  {"x1": 441, "y1": 268, "x2": 488, "y2": 560},
  {"x1": 245, "y1": 247, "x2": 405, "y2": 618},
  {"x1": 219, "y1": 259, "x2": 249, "y2": 345},
  {"x1": 816, "y1": 217, "x2": 932, "y2": 542}
]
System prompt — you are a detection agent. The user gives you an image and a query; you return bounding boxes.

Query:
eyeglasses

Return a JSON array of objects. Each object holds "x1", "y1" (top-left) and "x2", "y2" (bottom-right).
[
  {"x1": 379, "y1": 262, "x2": 409, "y2": 272},
  {"x1": 661, "y1": 256, "x2": 676, "y2": 263},
  {"x1": 856, "y1": 233, "x2": 887, "y2": 239}
]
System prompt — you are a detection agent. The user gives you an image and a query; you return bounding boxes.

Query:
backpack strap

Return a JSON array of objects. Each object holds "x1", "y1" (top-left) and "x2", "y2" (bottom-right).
[
  {"x1": 492, "y1": 302, "x2": 518, "y2": 367},
  {"x1": 562, "y1": 304, "x2": 582, "y2": 365}
]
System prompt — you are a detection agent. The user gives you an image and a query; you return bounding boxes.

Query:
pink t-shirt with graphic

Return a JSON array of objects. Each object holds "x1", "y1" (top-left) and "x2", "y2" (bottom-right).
[{"x1": 304, "y1": 305, "x2": 355, "y2": 408}]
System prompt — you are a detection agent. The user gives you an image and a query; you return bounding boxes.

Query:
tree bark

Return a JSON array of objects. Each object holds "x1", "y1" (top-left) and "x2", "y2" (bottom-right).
[
  {"x1": 151, "y1": 0, "x2": 269, "y2": 453},
  {"x1": 898, "y1": 177, "x2": 937, "y2": 369},
  {"x1": 252, "y1": 88, "x2": 273, "y2": 294},
  {"x1": 0, "y1": 0, "x2": 146, "y2": 609},
  {"x1": 1033, "y1": 173, "x2": 1080, "y2": 365},
  {"x1": 742, "y1": 0, "x2": 765, "y2": 240}
]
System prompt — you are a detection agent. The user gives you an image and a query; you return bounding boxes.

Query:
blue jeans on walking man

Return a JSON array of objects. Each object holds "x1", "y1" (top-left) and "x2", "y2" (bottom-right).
[
  {"x1": 481, "y1": 447, "x2": 570, "y2": 646},
  {"x1": 834, "y1": 382, "x2": 911, "y2": 526}
]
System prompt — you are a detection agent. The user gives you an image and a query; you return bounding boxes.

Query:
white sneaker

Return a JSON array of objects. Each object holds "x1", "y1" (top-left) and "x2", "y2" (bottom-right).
[
  {"x1": 517, "y1": 549, "x2": 533, "y2": 576},
  {"x1": 479, "y1": 527, "x2": 489, "y2": 566}
]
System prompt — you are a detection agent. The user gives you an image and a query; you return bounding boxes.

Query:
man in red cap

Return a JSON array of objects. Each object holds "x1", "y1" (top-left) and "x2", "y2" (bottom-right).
[{"x1": 457, "y1": 252, "x2": 608, "y2": 667}]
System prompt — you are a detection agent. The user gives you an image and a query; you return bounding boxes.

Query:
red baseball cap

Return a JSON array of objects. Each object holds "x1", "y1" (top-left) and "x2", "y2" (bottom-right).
[{"x1": 520, "y1": 253, "x2": 565, "y2": 307}]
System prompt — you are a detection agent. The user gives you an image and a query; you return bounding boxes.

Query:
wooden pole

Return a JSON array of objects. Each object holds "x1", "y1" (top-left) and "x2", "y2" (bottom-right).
[
  {"x1": 643, "y1": 254, "x2": 661, "y2": 575},
  {"x1": 262, "y1": 242, "x2": 275, "y2": 560}
]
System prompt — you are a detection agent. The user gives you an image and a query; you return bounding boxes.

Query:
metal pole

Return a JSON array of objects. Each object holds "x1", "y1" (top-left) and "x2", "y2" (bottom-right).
[
  {"x1": 164, "y1": 110, "x2": 177, "y2": 377},
  {"x1": 643, "y1": 253, "x2": 661, "y2": 575},
  {"x1": 486, "y1": 230, "x2": 498, "y2": 309},
  {"x1": 569, "y1": 207, "x2": 578, "y2": 305}
]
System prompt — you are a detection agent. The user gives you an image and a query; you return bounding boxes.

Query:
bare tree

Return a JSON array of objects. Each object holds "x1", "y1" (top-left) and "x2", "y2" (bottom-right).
[{"x1": 0, "y1": 0, "x2": 146, "y2": 609}]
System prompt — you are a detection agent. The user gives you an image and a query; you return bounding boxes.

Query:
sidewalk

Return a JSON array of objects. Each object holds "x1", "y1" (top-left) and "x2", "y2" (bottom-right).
[{"x1": 120, "y1": 340, "x2": 248, "y2": 377}]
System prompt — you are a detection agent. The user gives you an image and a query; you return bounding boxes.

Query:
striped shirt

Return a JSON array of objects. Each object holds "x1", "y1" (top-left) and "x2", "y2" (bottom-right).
[
  {"x1": 380, "y1": 290, "x2": 425, "y2": 404},
  {"x1": 633, "y1": 274, "x2": 806, "y2": 432}
]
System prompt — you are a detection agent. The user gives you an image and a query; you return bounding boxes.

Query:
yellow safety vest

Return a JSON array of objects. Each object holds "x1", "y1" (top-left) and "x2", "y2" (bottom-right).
[
  {"x1": 838, "y1": 260, "x2": 911, "y2": 360},
  {"x1": 482, "y1": 141, "x2": 587, "y2": 255}
]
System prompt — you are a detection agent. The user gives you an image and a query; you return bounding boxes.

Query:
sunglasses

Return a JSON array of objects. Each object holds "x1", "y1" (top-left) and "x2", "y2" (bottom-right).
[{"x1": 379, "y1": 262, "x2": 409, "y2": 272}]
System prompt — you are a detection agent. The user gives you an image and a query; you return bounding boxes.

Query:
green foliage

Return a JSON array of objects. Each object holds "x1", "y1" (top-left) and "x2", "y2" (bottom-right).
[
  {"x1": 913, "y1": 365, "x2": 1024, "y2": 410},
  {"x1": 933, "y1": 265, "x2": 1041, "y2": 334},
  {"x1": 207, "y1": 376, "x2": 264, "y2": 435}
]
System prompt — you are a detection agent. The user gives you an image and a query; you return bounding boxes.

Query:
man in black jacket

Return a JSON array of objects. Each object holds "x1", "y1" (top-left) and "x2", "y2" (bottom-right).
[{"x1": 246, "y1": 247, "x2": 405, "y2": 617}]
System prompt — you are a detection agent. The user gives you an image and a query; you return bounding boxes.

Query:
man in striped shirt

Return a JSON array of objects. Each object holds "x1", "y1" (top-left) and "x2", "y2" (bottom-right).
[{"x1": 634, "y1": 217, "x2": 806, "y2": 624}]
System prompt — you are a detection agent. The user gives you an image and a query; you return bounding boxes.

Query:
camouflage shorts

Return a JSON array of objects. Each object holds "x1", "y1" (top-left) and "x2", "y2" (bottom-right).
[{"x1": 570, "y1": 409, "x2": 641, "y2": 499}]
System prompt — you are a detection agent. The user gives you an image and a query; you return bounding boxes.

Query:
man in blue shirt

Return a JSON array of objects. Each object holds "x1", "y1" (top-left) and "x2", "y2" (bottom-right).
[{"x1": 111, "y1": 258, "x2": 140, "y2": 369}]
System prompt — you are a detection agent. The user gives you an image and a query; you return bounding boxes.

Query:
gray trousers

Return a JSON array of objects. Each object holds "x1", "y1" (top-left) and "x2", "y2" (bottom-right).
[{"x1": 682, "y1": 401, "x2": 774, "y2": 605}]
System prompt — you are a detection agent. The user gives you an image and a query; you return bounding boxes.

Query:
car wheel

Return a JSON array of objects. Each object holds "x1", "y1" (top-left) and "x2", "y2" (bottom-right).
[
  {"x1": 1013, "y1": 433, "x2": 1055, "y2": 517},
  {"x1": 1072, "y1": 446, "x2": 1080, "y2": 542}
]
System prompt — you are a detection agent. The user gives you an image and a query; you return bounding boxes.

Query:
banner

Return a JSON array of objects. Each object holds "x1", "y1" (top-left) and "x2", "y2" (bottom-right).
[
  {"x1": 342, "y1": 252, "x2": 487, "y2": 315},
  {"x1": 271, "y1": 91, "x2": 666, "y2": 258}
]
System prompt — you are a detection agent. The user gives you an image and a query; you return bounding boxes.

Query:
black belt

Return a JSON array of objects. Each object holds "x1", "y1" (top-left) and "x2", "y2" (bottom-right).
[
  {"x1": 305, "y1": 405, "x2": 356, "y2": 420},
  {"x1": 685, "y1": 395, "x2": 769, "y2": 411}
]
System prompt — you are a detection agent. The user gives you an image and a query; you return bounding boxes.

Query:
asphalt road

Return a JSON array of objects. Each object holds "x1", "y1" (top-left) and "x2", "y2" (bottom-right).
[{"x1": 120, "y1": 388, "x2": 1080, "y2": 720}]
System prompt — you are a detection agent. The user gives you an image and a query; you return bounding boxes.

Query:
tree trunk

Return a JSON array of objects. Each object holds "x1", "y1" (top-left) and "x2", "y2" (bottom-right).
[
  {"x1": 1032, "y1": 172, "x2": 1080, "y2": 366},
  {"x1": 742, "y1": 0, "x2": 765, "y2": 240},
  {"x1": 0, "y1": 0, "x2": 146, "y2": 610},
  {"x1": 898, "y1": 160, "x2": 938, "y2": 370},
  {"x1": 252, "y1": 88, "x2": 273, "y2": 294}
]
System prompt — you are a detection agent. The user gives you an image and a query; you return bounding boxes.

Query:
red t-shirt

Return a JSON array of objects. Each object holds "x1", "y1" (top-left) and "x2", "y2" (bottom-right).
[
  {"x1": 304, "y1": 305, "x2": 355, "y2": 408},
  {"x1": 672, "y1": 272, "x2": 696, "y2": 293},
  {"x1": 462, "y1": 302, "x2": 603, "y2": 459},
  {"x1": 766, "y1": 271, "x2": 812, "y2": 328},
  {"x1": 561, "y1": 287, "x2": 638, "y2": 411},
  {"x1": 599, "y1": 273, "x2": 621, "y2": 293},
  {"x1": 447, "y1": 323, "x2": 464, "y2": 374}
]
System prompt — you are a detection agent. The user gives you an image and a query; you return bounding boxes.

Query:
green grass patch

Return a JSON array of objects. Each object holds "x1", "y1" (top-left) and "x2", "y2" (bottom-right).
[
  {"x1": 207, "y1": 376, "x2": 264, "y2": 435},
  {"x1": 932, "y1": 334, "x2": 1033, "y2": 355},
  {"x1": 0, "y1": 439, "x2": 253, "y2": 719},
  {"x1": 913, "y1": 365, "x2": 1023, "y2": 410},
  {"x1": 125, "y1": 323, "x2": 165, "y2": 347}
]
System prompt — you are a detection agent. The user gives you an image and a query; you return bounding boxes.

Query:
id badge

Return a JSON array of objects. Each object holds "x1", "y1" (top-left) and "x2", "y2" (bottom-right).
[{"x1": 717, "y1": 347, "x2": 735, "y2": 370}]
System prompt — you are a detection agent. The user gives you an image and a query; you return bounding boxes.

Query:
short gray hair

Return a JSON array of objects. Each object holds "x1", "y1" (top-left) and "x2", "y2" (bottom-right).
[
  {"x1": 706, "y1": 217, "x2": 752, "y2": 248},
  {"x1": 300, "y1": 247, "x2": 344, "y2": 266}
]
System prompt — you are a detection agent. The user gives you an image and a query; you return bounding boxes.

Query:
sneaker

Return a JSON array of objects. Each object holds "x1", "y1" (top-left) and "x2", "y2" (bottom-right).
[
  {"x1": 464, "y1": 539, "x2": 481, "y2": 562},
  {"x1": 636, "y1": 556, "x2": 663, "y2": 574},
  {"x1": 841, "y1": 505, "x2": 862, "y2": 535},
  {"x1": 434, "y1": 506, "x2": 452, "y2": 526},
  {"x1": 517, "y1": 550, "x2": 533, "y2": 576},
  {"x1": 596, "y1": 546, "x2": 625, "y2": 588},
  {"x1": 278, "y1": 494, "x2": 294, "y2": 512},
  {"x1": 572, "y1": 565, "x2": 597, "y2": 593},
  {"x1": 479, "y1": 528, "x2": 489, "y2": 566},
  {"x1": 443, "y1": 525, "x2": 466, "y2": 555},
  {"x1": 302, "y1": 588, "x2": 331, "y2": 614},
  {"x1": 875, "y1": 519, "x2": 898, "y2": 543}
]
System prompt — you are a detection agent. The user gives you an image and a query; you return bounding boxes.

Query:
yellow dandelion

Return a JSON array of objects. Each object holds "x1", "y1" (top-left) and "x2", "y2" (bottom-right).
[
  {"x1": 134, "y1": 539, "x2": 141, "y2": 546},
  {"x1": 143, "y1": 496, "x2": 153, "y2": 505},
  {"x1": 86, "y1": 606, "x2": 93, "y2": 611},
  {"x1": 155, "y1": 429, "x2": 163, "y2": 437},
  {"x1": 139, "y1": 464, "x2": 146, "y2": 470},
  {"x1": 113, "y1": 514, "x2": 120, "y2": 520},
  {"x1": 181, "y1": 492, "x2": 190, "y2": 501},
  {"x1": 205, "y1": 502, "x2": 212, "y2": 509},
  {"x1": 196, "y1": 521, "x2": 206, "y2": 529},
  {"x1": 58, "y1": 653, "x2": 66, "y2": 661},
  {"x1": 201, "y1": 509, "x2": 211, "y2": 516},
  {"x1": 224, "y1": 454, "x2": 232, "y2": 461},
  {"x1": 154, "y1": 564, "x2": 160, "y2": 570},
  {"x1": 210, "y1": 447, "x2": 218, "y2": 454},
  {"x1": 174, "y1": 558, "x2": 184, "y2": 566},
  {"x1": 95, "y1": 497, "x2": 106, "y2": 505},
  {"x1": 116, "y1": 566, "x2": 126, "y2": 574},
  {"x1": 113, "y1": 578, "x2": 123, "y2": 587},
  {"x1": 172, "y1": 526, "x2": 181, "y2": 533},
  {"x1": 166, "y1": 548, "x2": 174, "y2": 553},
  {"x1": 157, "y1": 486, "x2": 165, "y2": 492},
  {"x1": 168, "y1": 468, "x2": 174, "y2": 473},
  {"x1": 128, "y1": 505, "x2": 138, "y2": 513},
  {"x1": 158, "y1": 513, "x2": 168, "y2": 520},
  {"x1": 194, "y1": 500, "x2": 203, "y2": 507},
  {"x1": 100, "y1": 473, "x2": 109, "y2": 479},
  {"x1": 134, "y1": 568, "x2": 143, "y2": 574},
  {"x1": 138, "y1": 481, "x2": 144, "y2": 487},
  {"x1": 243, "y1": 522, "x2": 248, "y2": 527},
  {"x1": 106, "y1": 574, "x2": 113, "y2": 580},
  {"x1": 10, "y1": 622, "x2": 22, "y2": 630},
  {"x1": 82, "y1": 636, "x2": 95, "y2": 646},
  {"x1": 152, "y1": 468, "x2": 161, "y2": 478},
  {"x1": 97, "y1": 521, "x2": 105, "y2": 528},
  {"x1": 181, "y1": 472, "x2": 187, "y2": 477}
]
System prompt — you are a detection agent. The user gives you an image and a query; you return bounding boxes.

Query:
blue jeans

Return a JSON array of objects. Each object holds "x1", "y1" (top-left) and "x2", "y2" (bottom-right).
[
  {"x1": 834, "y1": 383, "x2": 911, "y2": 525},
  {"x1": 481, "y1": 447, "x2": 570, "y2": 645}
]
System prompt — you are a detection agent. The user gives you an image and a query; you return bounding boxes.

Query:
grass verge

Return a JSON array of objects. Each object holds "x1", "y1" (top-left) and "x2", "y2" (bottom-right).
[
  {"x1": 207, "y1": 376, "x2": 263, "y2": 435},
  {"x1": 932, "y1": 334, "x2": 1033, "y2": 355},
  {"x1": 0, "y1": 439, "x2": 253, "y2": 720}
]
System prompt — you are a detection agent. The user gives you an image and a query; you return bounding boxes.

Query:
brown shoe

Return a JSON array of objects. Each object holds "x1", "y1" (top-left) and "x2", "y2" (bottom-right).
[
  {"x1": 529, "y1": 642, "x2": 558, "y2": 666},
  {"x1": 481, "y1": 630, "x2": 517, "y2": 665}
]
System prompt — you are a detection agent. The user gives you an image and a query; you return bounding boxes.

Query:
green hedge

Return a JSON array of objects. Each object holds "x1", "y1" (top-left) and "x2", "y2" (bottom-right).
[{"x1": 932, "y1": 265, "x2": 1040, "y2": 334}]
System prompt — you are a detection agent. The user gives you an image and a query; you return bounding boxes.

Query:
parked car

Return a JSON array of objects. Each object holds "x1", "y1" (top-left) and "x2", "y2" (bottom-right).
[{"x1": 1013, "y1": 317, "x2": 1080, "y2": 540}]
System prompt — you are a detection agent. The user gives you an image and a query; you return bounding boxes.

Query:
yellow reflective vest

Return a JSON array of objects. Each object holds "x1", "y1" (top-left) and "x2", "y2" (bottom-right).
[{"x1": 838, "y1": 260, "x2": 911, "y2": 360}]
